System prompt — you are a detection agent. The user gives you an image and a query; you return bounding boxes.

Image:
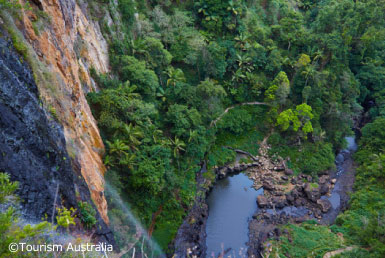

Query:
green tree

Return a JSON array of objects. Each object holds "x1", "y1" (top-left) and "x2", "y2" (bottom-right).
[
  {"x1": 0, "y1": 0, "x2": 21, "y2": 9},
  {"x1": 114, "y1": 123, "x2": 144, "y2": 150},
  {"x1": 276, "y1": 103, "x2": 314, "y2": 137},
  {"x1": 120, "y1": 56, "x2": 159, "y2": 98},
  {"x1": 0, "y1": 173, "x2": 18, "y2": 203},
  {"x1": 107, "y1": 139, "x2": 130, "y2": 158},
  {"x1": 166, "y1": 67, "x2": 186, "y2": 87},
  {"x1": 169, "y1": 136, "x2": 186, "y2": 158},
  {"x1": 135, "y1": 37, "x2": 172, "y2": 74},
  {"x1": 265, "y1": 71, "x2": 290, "y2": 107},
  {"x1": 197, "y1": 79, "x2": 227, "y2": 120},
  {"x1": 77, "y1": 201, "x2": 97, "y2": 229}
]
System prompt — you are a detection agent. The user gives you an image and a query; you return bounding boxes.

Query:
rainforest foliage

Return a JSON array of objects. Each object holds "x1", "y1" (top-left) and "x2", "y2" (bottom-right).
[{"x1": 86, "y1": 0, "x2": 385, "y2": 251}]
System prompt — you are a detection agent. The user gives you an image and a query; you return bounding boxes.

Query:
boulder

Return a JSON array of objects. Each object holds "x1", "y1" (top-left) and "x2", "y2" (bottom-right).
[
  {"x1": 294, "y1": 197, "x2": 306, "y2": 207},
  {"x1": 286, "y1": 193, "x2": 294, "y2": 204},
  {"x1": 271, "y1": 196, "x2": 287, "y2": 209},
  {"x1": 217, "y1": 169, "x2": 226, "y2": 179},
  {"x1": 285, "y1": 169, "x2": 294, "y2": 176},
  {"x1": 335, "y1": 153, "x2": 344, "y2": 164},
  {"x1": 304, "y1": 183, "x2": 321, "y2": 202},
  {"x1": 294, "y1": 216, "x2": 307, "y2": 223},
  {"x1": 318, "y1": 175, "x2": 329, "y2": 185},
  {"x1": 317, "y1": 199, "x2": 332, "y2": 213},
  {"x1": 239, "y1": 164, "x2": 248, "y2": 170},
  {"x1": 257, "y1": 195, "x2": 269, "y2": 208},
  {"x1": 320, "y1": 183, "x2": 331, "y2": 195},
  {"x1": 233, "y1": 164, "x2": 241, "y2": 172},
  {"x1": 262, "y1": 180, "x2": 275, "y2": 191},
  {"x1": 290, "y1": 188, "x2": 301, "y2": 199},
  {"x1": 274, "y1": 166, "x2": 285, "y2": 171}
]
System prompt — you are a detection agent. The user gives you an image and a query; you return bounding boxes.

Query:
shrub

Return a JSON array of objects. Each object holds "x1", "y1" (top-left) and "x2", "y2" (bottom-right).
[
  {"x1": 0, "y1": 173, "x2": 53, "y2": 257},
  {"x1": 78, "y1": 201, "x2": 97, "y2": 229},
  {"x1": 0, "y1": 173, "x2": 18, "y2": 203},
  {"x1": 56, "y1": 206, "x2": 76, "y2": 228}
]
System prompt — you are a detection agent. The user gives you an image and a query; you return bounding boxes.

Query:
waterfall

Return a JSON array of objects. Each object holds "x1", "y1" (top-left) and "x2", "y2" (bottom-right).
[{"x1": 104, "y1": 182, "x2": 165, "y2": 257}]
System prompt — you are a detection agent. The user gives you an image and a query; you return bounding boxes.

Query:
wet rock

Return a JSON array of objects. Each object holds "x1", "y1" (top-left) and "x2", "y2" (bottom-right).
[
  {"x1": 336, "y1": 153, "x2": 344, "y2": 164},
  {"x1": 317, "y1": 199, "x2": 332, "y2": 213},
  {"x1": 217, "y1": 168, "x2": 227, "y2": 179},
  {"x1": 281, "y1": 176, "x2": 289, "y2": 181}
]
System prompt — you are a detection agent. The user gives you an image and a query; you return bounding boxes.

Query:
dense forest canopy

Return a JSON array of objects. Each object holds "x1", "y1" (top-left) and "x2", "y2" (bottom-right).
[
  {"x1": 0, "y1": 0, "x2": 384, "y2": 256},
  {"x1": 83, "y1": 0, "x2": 385, "y2": 255}
]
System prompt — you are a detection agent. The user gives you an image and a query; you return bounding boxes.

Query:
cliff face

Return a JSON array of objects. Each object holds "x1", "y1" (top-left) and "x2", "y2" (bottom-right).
[
  {"x1": 11, "y1": 0, "x2": 110, "y2": 223},
  {"x1": 0, "y1": 37, "x2": 114, "y2": 243}
]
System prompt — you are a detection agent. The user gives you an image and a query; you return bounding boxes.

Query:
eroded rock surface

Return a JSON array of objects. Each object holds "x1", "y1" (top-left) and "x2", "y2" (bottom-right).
[
  {"x1": 0, "y1": 37, "x2": 114, "y2": 244},
  {"x1": 12, "y1": 0, "x2": 111, "y2": 223}
]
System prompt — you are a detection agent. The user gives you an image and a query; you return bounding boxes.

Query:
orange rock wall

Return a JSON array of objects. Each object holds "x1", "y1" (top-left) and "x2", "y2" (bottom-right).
[{"x1": 17, "y1": 0, "x2": 110, "y2": 223}]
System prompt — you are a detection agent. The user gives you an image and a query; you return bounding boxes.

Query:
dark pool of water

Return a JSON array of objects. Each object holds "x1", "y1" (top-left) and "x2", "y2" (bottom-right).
[{"x1": 205, "y1": 173, "x2": 263, "y2": 257}]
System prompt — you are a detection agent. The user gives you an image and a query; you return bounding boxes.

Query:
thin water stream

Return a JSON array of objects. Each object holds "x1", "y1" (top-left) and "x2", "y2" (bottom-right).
[{"x1": 321, "y1": 136, "x2": 357, "y2": 224}]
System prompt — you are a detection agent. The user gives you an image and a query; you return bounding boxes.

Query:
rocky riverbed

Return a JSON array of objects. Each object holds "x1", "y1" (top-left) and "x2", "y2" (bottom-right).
[
  {"x1": 246, "y1": 136, "x2": 357, "y2": 257},
  {"x1": 172, "y1": 135, "x2": 357, "y2": 258}
]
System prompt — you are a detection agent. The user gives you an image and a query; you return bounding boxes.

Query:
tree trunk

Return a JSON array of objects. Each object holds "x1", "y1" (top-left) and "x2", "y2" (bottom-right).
[{"x1": 148, "y1": 204, "x2": 163, "y2": 237}]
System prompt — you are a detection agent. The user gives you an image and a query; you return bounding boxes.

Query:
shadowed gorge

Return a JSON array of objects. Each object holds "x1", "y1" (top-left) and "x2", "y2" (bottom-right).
[{"x1": 1, "y1": 0, "x2": 385, "y2": 257}]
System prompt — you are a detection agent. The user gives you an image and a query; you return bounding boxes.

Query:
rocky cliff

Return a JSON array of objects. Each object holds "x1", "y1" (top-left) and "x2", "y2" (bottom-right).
[
  {"x1": 0, "y1": 0, "x2": 111, "y2": 224},
  {"x1": 0, "y1": 36, "x2": 114, "y2": 244}
]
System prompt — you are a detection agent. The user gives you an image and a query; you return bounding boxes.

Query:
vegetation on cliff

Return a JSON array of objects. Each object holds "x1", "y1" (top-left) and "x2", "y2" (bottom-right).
[
  {"x1": 83, "y1": 0, "x2": 385, "y2": 254},
  {"x1": 0, "y1": 172, "x2": 113, "y2": 258},
  {"x1": 1, "y1": 0, "x2": 383, "y2": 256}
]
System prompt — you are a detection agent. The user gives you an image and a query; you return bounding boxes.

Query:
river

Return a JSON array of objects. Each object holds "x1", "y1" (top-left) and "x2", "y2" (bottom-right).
[
  {"x1": 321, "y1": 136, "x2": 357, "y2": 224},
  {"x1": 205, "y1": 173, "x2": 263, "y2": 257},
  {"x1": 204, "y1": 136, "x2": 357, "y2": 257}
]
